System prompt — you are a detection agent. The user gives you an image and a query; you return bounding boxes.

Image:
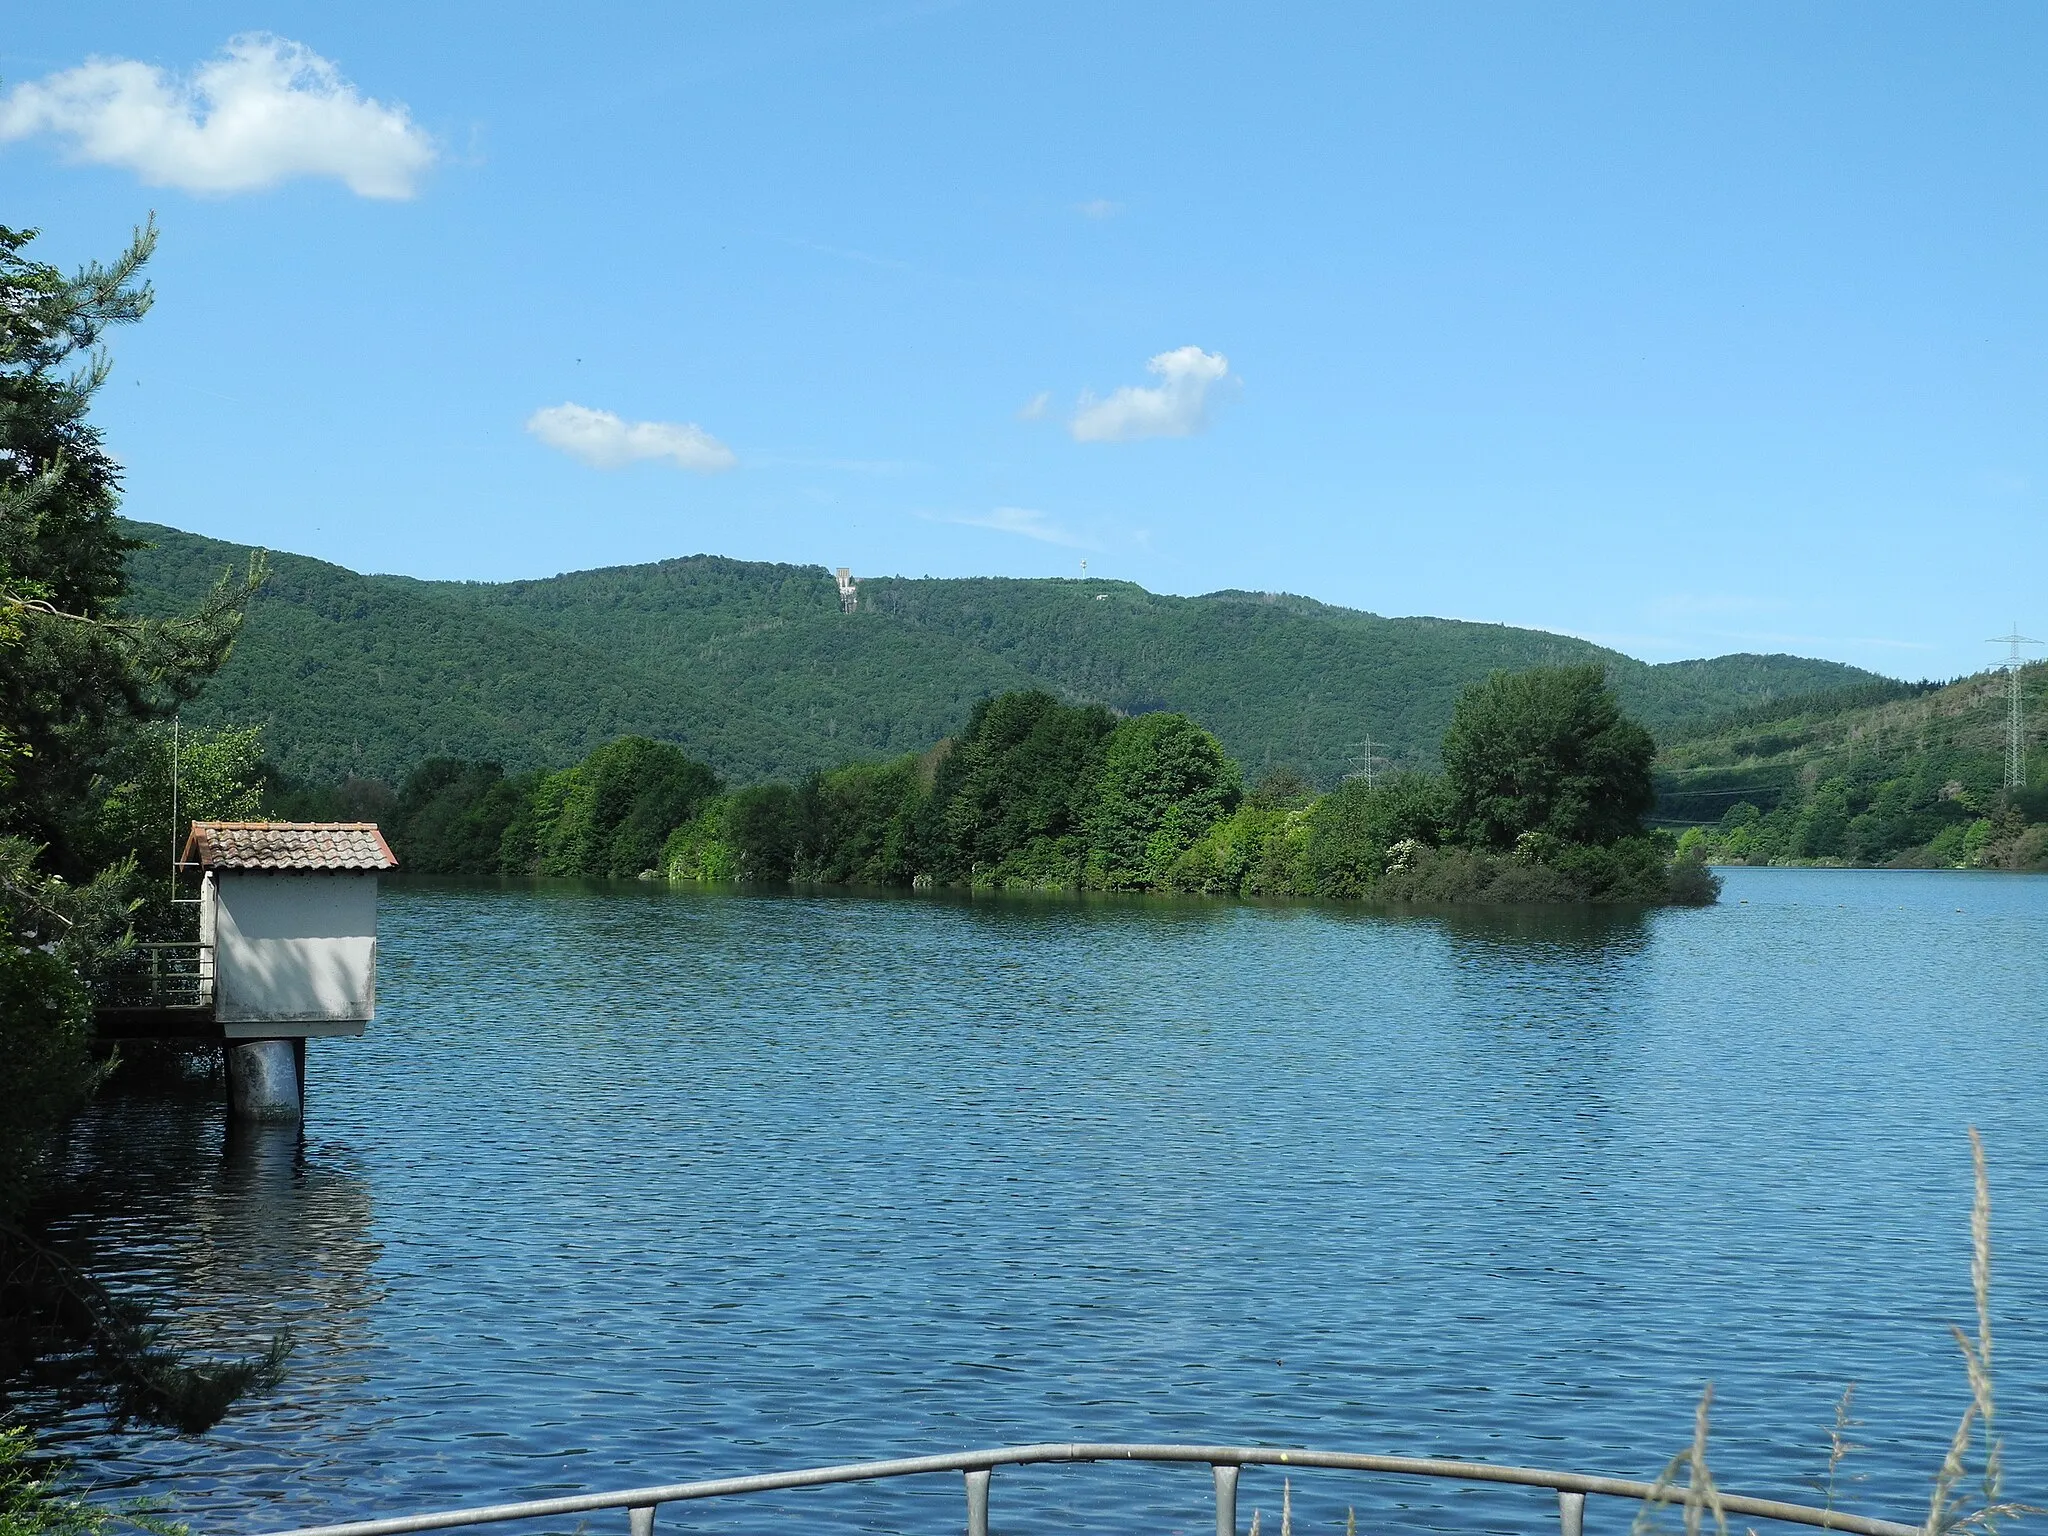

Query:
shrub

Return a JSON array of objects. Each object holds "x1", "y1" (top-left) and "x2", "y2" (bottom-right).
[
  {"x1": 1666, "y1": 850, "x2": 1723, "y2": 906},
  {"x1": 1290, "y1": 772, "x2": 1448, "y2": 896},
  {"x1": 1375, "y1": 846, "x2": 1577, "y2": 903},
  {"x1": 986, "y1": 834, "x2": 1087, "y2": 891},
  {"x1": 1552, "y1": 835, "x2": 1680, "y2": 903},
  {"x1": 0, "y1": 946, "x2": 96, "y2": 1220},
  {"x1": 1163, "y1": 804, "x2": 1295, "y2": 895},
  {"x1": 662, "y1": 799, "x2": 740, "y2": 882},
  {"x1": 1961, "y1": 816, "x2": 1997, "y2": 867}
]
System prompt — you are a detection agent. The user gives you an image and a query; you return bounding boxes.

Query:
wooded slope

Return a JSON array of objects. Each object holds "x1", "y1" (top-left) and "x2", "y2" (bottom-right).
[
  {"x1": 123, "y1": 520, "x2": 1883, "y2": 786},
  {"x1": 1657, "y1": 667, "x2": 2044, "y2": 825}
]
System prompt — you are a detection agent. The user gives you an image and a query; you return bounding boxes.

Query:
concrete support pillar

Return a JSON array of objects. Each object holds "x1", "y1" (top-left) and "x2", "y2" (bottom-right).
[{"x1": 226, "y1": 1039, "x2": 303, "y2": 1123}]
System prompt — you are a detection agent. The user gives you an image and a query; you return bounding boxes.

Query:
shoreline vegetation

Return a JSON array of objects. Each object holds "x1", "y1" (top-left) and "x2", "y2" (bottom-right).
[{"x1": 299, "y1": 665, "x2": 1719, "y2": 909}]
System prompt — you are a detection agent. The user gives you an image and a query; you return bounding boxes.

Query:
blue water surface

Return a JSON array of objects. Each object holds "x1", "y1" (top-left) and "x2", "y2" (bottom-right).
[{"x1": 38, "y1": 868, "x2": 2048, "y2": 1536}]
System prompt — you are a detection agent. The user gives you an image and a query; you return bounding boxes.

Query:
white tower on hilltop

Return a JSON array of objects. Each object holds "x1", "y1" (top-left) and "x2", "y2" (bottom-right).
[
  {"x1": 1988, "y1": 625, "x2": 2043, "y2": 789},
  {"x1": 835, "y1": 567, "x2": 858, "y2": 614}
]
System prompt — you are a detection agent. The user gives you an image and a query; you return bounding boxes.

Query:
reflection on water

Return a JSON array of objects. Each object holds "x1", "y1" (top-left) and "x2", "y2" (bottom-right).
[
  {"x1": 21, "y1": 869, "x2": 2048, "y2": 1536},
  {"x1": 30, "y1": 1094, "x2": 384, "y2": 1496}
]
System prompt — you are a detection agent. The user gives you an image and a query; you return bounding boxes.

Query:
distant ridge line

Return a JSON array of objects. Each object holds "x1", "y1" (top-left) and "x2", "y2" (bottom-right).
[{"x1": 119, "y1": 519, "x2": 1891, "y2": 787}]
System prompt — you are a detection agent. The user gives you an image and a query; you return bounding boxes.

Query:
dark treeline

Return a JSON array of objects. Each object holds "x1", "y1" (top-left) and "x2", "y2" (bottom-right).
[{"x1": 363, "y1": 665, "x2": 1716, "y2": 907}]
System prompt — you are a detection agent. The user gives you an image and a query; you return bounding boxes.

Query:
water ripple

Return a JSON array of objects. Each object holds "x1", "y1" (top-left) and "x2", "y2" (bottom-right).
[{"x1": 31, "y1": 868, "x2": 2048, "y2": 1536}]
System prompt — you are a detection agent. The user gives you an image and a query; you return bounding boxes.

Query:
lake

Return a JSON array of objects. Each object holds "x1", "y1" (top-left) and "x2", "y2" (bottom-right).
[{"x1": 33, "y1": 867, "x2": 2048, "y2": 1536}]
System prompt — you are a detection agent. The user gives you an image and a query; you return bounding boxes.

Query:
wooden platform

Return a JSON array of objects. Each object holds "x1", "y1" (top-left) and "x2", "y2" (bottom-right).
[
  {"x1": 92, "y1": 1009, "x2": 367, "y2": 1042},
  {"x1": 93, "y1": 1006, "x2": 224, "y2": 1041}
]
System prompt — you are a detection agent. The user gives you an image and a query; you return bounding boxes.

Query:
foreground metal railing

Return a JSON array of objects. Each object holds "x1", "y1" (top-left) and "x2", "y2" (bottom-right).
[
  {"x1": 98, "y1": 941, "x2": 213, "y2": 1011},
  {"x1": 262, "y1": 1441, "x2": 1927, "y2": 1536}
]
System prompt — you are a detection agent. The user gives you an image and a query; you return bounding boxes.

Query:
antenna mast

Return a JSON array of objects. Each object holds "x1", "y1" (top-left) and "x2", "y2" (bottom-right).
[
  {"x1": 170, "y1": 713, "x2": 179, "y2": 890},
  {"x1": 1988, "y1": 625, "x2": 2043, "y2": 789}
]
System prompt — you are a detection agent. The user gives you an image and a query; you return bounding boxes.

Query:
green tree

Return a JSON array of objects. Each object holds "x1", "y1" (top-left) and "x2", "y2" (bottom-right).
[
  {"x1": 389, "y1": 759, "x2": 530, "y2": 875},
  {"x1": 1, "y1": 222, "x2": 276, "y2": 1433},
  {"x1": 1790, "y1": 777, "x2": 1853, "y2": 860},
  {"x1": 1163, "y1": 802, "x2": 1304, "y2": 895},
  {"x1": 1296, "y1": 771, "x2": 1450, "y2": 895},
  {"x1": 0, "y1": 945, "x2": 96, "y2": 1221},
  {"x1": 1441, "y1": 665, "x2": 1654, "y2": 850},
  {"x1": 725, "y1": 782, "x2": 803, "y2": 880},
  {"x1": 1082, "y1": 713, "x2": 1241, "y2": 889},
  {"x1": 1, "y1": 221, "x2": 255, "y2": 1198},
  {"x1": 1, "y1": 221, "x2": 256, "y2": 880},
  {"x1": 92, "y1": 723, "x2": 265, "y2": 934},
  {"x1": 925, "y1": 690, "x2": 1117, "y2": 884},
  {"x1": 535, "y1": 737, "x2": 720, "y2": 877},
  {"x1": 807, "y1": 756, "x2": 922, "y2": 885},
  {"x1": 662, "y1": 796, "x2": 742, "y2": 881}
]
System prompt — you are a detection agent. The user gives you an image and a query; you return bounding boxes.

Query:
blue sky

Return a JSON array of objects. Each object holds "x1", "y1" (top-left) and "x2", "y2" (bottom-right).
[{"x1": 5, "y1": 4, "x2": 2043, "y2": 679}]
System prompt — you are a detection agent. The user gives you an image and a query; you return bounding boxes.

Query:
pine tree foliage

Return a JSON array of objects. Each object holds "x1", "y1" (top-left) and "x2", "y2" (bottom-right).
[
  {"x1": 1, "y1": 222, "x2": 259, "y2": 876},
  {"x1": 1, "y1": 222, "x2": 274, "y2": 1431}
]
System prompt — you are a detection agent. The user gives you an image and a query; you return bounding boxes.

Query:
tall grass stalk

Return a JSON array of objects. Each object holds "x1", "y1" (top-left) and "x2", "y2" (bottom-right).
[
  {"x1": 1634, "y1": 1131, "x2": 2029, "y2": 1536},
  {"x1": 1632, "y1": 1382, "x2": 1729, "y2": 1536},
  {"x1": 1926, "y1": 1129, "x2": 2031, "y2": 1536},
  {"x1": 1821, "y1": 1384, "x2": 1864, "y2": 1514}
]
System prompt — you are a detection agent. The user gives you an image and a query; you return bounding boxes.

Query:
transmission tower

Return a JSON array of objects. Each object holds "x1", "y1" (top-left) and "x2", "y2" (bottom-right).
[
  {"x1": 1987, "y1": 625, "x2": 2043, "y2": 789},
  {"x1": 1353, "y1": 734, "x2": 1390, "y2": 789}
]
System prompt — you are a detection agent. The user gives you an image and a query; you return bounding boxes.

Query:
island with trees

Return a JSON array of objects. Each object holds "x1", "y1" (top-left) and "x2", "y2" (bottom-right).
[{"x1": 351, "y1": 665, "x2": 1716, "y2": 907}]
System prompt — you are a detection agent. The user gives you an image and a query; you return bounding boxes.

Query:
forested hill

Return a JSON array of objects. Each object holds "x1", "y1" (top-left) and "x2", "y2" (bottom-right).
[
  {"x1": 1655, "y1": 665, "x2": 2048, "y2": 866},
  {"x1": 122, "y1": 519, "x2": 1884, "y2": 786}
]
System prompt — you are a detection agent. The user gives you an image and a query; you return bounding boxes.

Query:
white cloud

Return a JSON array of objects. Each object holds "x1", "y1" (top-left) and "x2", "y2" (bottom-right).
[
  {"x1": 1016, "y1": 390, "x2": 1051, "y2": 421},
  {"x1": 0, "y1": 34, "x2": 435, "y2": 198},
  {"x1": 1075, "y1": 198, "x2": 1123, "y2": 219},
  {"x1": 942, "y1": 507, "x2": 1093, "y2": 548},
  {"x1": 1070, "y1": 345, "x2": 1231, "y2": 443},
  {"x1": 525, "y1": 403, "x2": 737, "y2": 473}
]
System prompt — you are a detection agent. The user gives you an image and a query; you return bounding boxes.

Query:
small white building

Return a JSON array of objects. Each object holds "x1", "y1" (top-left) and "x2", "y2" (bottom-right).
[{"x1": 182, "y1": 821, "x2": 399, "y2": 1040}]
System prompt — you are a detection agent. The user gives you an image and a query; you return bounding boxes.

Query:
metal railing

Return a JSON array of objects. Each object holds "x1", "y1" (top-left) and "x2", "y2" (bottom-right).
[
  {"x1": 261, "y1": 1441, "x2": 1927, "y2": 1536},
  {"x1": 98, "y1": 941, "x2": 213, "y2": 1011}
]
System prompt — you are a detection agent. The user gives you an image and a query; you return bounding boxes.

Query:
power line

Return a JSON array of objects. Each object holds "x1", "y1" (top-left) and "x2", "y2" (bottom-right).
[
  {"x1": 1655, "y1": 784, "x2": 1794, "y2": 799},
  {"x1": 1987, "y1": 625, "x2": 2043, "y2": 789}
]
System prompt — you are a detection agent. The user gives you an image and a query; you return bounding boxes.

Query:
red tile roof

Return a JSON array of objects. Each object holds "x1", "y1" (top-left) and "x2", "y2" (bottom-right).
[{"x1": 181, "y1": 822, "x2": 398, "y2": 872}]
